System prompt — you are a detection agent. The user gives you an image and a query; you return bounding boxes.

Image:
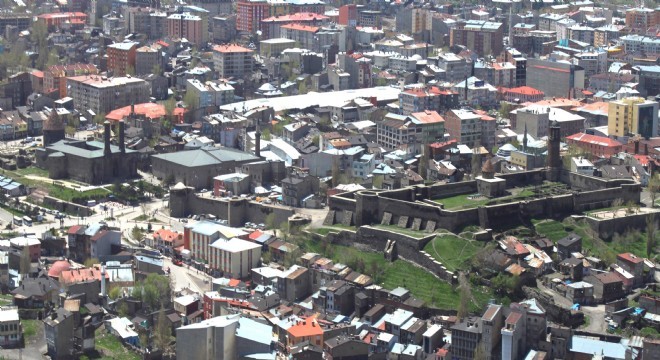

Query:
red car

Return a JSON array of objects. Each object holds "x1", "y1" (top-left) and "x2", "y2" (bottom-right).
[{"x1": 173, "y1": 259, "x2": 183, "y2": 266}]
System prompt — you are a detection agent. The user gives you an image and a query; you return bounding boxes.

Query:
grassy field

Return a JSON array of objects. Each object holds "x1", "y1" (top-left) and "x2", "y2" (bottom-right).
[
  {"x1": 533, "y1": 218, "x2": 655, "y2": 261},
  {"x1": 312, "y1": 224, "x2": 356, "y2": 235},
  {"x1": 0, "y1": 294, "x2": 13, "y2": 306},
  {"x1": 92, "y1": 329, "x2": 141, "y2": 360},
  {"x1": 436, "y1": 189, "x2": 535, "y2": 210},
  {"x1": 14, "y1": 167, "x2": 49, "y2": 177},
  {"x1": 303, "y1": 238, "x2": 492, "y2": 312},
  {"x1": 423, "y1": 235, "x2": 480, "y2": 271},
  {"x1": 22, "y1": 319, "x2": 40, "y2": 340}
]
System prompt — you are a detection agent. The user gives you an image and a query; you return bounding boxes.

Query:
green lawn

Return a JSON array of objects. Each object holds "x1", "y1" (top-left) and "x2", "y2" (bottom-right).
[
  {"x1": 436, "y1": 193, "x2": 490, "y2": 209},
  {"x1": 435, "y1": 182, "x2": 561, "y2": 210},
  {"x1": 371, "y1": 224, "x2": 429, "y2": 238},
  {"x1": 48, "y1": 186, "x2": 109, "y2": 203},
  {"x1": 0, "y1": 294, "x2": 13, "y2": 305},
  {"x1": 14, "y1": 167, "x2": 49, "y2": 177},
  {"x1": 302, "y1": 239, "x2": 491, "y2": 312},
  {"x1": 93, "y1": 329, "x2": 141, "y2": 360},
  {"x1": 312, "y1": 224, "x2": 356, "y2": 235},
  {"x1": 423, "y1": 235, "x2": 480, "y2": 271},
  {"x1": 533, "y1": 218, "x2": 654, "y2": 262},
  {"x1": 22, "y1": 319, "x2": 40, "y2": 340}
]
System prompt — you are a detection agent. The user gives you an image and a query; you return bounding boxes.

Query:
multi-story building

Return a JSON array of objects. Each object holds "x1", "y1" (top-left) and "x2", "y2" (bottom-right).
[
  {"x1": 183, "y1": 221, "x2": 248, "y2": 267},
  {"x1": 474, "y1": 60, "x2": 516, "y2": 88},
  {"x1": 280, "y1": 24, "x2": 319, "y2": 52},
  {"x1": 436, "y1": 52, "x2": 471, "y2": 83},
  {"x1": 43, "y1": 64, "x2": 98, "y2": 98},
  {"x1": 450, "y1": 316, "x2": 483, "y2": 360},
  {"x1": 236, "y1": 0, "x2": 270, "y2": 33},
  {"x1": 0, "y1": 13, "x2": 31, "y2": 32},
  {"x1": 260, "y1": 38, "x2": 296, "y2": 57},
  {"x1": 107, "y1": 42, "x2": 138, "y2": 76},
  {"x1": 568, "y1": 25, "x2": 595, "y2": 45},
  {"x1": 36, "y1": 12, "x2": 88, "y2": 30},
  {"x1": 260, "y1": 12, "x2": 328, "y2": 39},
  {"x1": 450, "y1": 20, "x2": 503, "y2": 56},
  {"x1": 212, "y1": 44, "x2": 255, "y2": 79},
  {"x1": 538, "y1": 13, "x2": 566, "y2": 32},
  {"x1": 526, "y1": 59, "x2": 585, "y2": 98},
  {"x1": 398, "y1": 86, "x2": 458, "y2": 115},
  {"x1": 451, "y1": 77, "x2": 498, "y2": 108},
  {"x1": 444, "y1": 109, "x2": 484, "y2": 147},
  {"x1": 500, "y1": 86, "x2": 544, "y2": 103},
  {"x1": 212, "y1": 15, "x2": 237, "y2": 43},
  {"x1": 608, "y1": 97, "x2": 659, "y2": 138},
  {"x1": 44, "y1": 308, "x2": 74, "y2": 360},
  {"x1": 338, "y1": 4, "x2": 357, "y2": 27},
  {"x1": 594, "y1": 24, "x2": 623, "y2": 47},
  {"x1": 123, "y1": 7, "x2": 167, "y2": 40},
  {"x1": 625, "y1": 7, "x2": 658, "y2": 34},
  {"x1": 565, "y1": 133, "x2": 623, "y2": 158},
  {"x1": 503, "y1": 48, "x2": 527, "y2": 87},
  {"x1": 135, "y1": 45, "x2": 161, "y2": 76},
  {"x1": 0, "y1": 307, "x2": 21, "y2": 347},
  {"x1": 555, "y1": 18, "x2": 576, "y2": 41},
  {"x1": 619, "y1": 35, "x2": 660, "y2": 55},
  {"x1": 358, "y1": 10, "x2": 381, "y2": 28},
  {"x1": 209, "y1": 238, "x2": 261, "y2": 279},
  {"x1": 574, "y1": 50, "x2": 608, "y2": 78},
  {"x1": 186, "y1": 79, "x2": 235, "y2": 108},
  {"x1": 376, "y1": 111, "x2": 445, "y2": 152},
  {"x1": 166, "y1": 12, "x2": 208, "y2": 45},
  {"x1": 66, "y1": 75, "x2": 151, "y2": 114},
  {"x1": 633, "y1": 65, "x2": 660, "y2": 98}
]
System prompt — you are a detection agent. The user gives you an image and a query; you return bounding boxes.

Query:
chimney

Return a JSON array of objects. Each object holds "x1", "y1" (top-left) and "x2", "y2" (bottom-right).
[
  {"x1": 103, "y1": 121, "x2": 111, "y2": 157},
  {"x1": 119, "y1": 120, "x2": 126, "y2": 154},
  {"x1": 255, "y1": 128, "x2": 261, "y2": 158},
  {"x1": 634, "y1": 140, "x2": 640, "y2": 154}
]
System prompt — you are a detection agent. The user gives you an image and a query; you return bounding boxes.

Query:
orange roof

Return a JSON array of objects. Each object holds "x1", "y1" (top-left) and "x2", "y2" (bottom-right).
[
  {"x1": 212, "y1": 44, "x2": 254, "y2": 53},
  {"x1": 48, "y1": 260, "x2": 71, "y2": 278},
  {"x1": 262, "y1": 12, "x2": 328, "y2": 22},
  {"x1": 248, "y1": 230, "x2": 264, "y2": 240},
  {"x1": 106, "y1": 103, "x2": 186, "y2": 122},
  {"x1": 228, "y1": 279, "x2": 241, "y2": 287},
  {"x1": 153, "y1": 228, "x2": 181, "y2": 243},
  {"x1": 31, "y1": 70, "x2": 44, "y2": 78},
  {"x1": 281, "y1": 23, "x2": 319, "y2": 32},
  {"x1": 411, "y1": 110, "x2": 444, "y2": 124},
  {"x1": 59, "y1": 268, "x2": 108, "y2": 285},
  {"x1": 38, "y1": 12, "x2": 87, "y2": 19},
  {"x1": 288, "y1": 317, "x2": 323, "y2": 338},
  {"x1": 572, "y1": 101, "x2": 608, "y2": 116},
  {"x1": 566, "y1": 133, "x2": 622, "y2": 148},
  {"x1": 523, "y1": 98, "x2": 582, "y2": 108},
  {"x1": 505, "y1": 86, "x2": 544, "y2": 96},
  {"x1": 617, "y1": 252, "x2": 643, "y2": 264}
]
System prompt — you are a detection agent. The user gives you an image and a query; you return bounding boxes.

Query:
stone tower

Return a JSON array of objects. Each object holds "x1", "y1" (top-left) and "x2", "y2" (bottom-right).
[
  {"x1": 547, "y1": 120, "x2": 562, "y2": 181},
  {"x1": 42, "y1": 109, "x2": 65, "y2": 146}
]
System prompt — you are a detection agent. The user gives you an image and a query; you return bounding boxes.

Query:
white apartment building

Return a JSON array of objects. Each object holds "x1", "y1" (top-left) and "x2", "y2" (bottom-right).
[{"x1": 66, "y1": 75, "x2": 151, "y2": 114}]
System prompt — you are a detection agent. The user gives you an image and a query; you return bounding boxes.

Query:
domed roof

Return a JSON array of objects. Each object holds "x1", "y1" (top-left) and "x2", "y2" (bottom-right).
[
  {"x1": 48, "y1": 260, "x2": 71, "y2": 278},
  {"x1": 43, "y1": 109, "x2": 65, "y2": 131}
]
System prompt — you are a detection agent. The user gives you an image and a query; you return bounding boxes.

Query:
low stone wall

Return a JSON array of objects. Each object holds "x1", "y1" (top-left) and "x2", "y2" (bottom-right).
[{"x1": 42, "y1": 196, "x2": 94, "y2": 217}]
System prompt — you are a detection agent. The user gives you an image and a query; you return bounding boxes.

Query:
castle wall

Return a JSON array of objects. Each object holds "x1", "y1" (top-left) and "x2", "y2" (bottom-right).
[{"x1": 169, "y1": 188, "x2": 294, "y2": 227}]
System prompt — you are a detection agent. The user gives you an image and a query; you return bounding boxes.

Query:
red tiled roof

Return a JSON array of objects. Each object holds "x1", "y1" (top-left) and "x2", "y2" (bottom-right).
[
  {"x1": 212, "y1": 44, "x2": 254, "y2": 53},
  {"x1": 505, "y1": 86, "x2": 544, "y2": 96},
  {"x1": 68, "y1": 225, "x2": 83, "y2": 235},
  {"x1": 48, "y1": 260, "x2": 71, "y2": 278},
  {"x1": 281, "y1": 23, "x2": 320, "y2": 32},
  {"x1": 153, "y1": 229, "x2": 180, "y2": 243},
  {"x1": 59, "y1": 268, "x2": 108, "y2": 285},
  {"x1": 288, "y1": 317, "x2": 323, "y2": 338},
  {"x1": 31, "y1": 70, "x2": 44, "y2": 78},
  {"x1": 106, "y1": 103, "x2": 186, "y2": 122},
  {"x1": 617, "y1": 252, "x2": 643, "y2": 264},
  {"x1": 411, "y1": 110, "x2": 444, "y2": 124},
  {"x1": 37, "y1": 12, "x2": 87, "y2": 19},
  {"x1": 566, "y1": 133, "x2": 623, "y2": 148},
  {"x1": 505, "y1": 311, "x2": 523, "y2": 325},
  {"x1": 248, "y1": 230, "x2": 264, "y2": 240}
]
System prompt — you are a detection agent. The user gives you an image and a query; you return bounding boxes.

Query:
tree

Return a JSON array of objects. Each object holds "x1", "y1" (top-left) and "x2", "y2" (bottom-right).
[
  {"x1": 648, "y1": 175, "x2": 660, "y2": 208},
  {"x1": 647, "y1": 213, "x2": 657, "y2": 258},
  {"x1": 418, "y1": 146, "x2": 429, "y2": 181},
  {"x1": 19, "y1": 246, "x2": 31, "y2": 277},
  {"x1": 135, "y1": 274, "x2": 172, "y2": 311},
  {"x1": 109, "y1": 285, "x2": 122, "y2": 300},
  {"x1": 498, "y1": 101, "x2": 512, "y2": 120},
  {"x1": 162, "y1": 96, "x2": 177, "y2": 133},
  {"x1": 471, "y1": 145, "x2": 482, "y2": 179},
  {"x1": 153, "y1": 307, "x2": 172, "y2": 351},
  {"x1": 183, "y1": 90, "x2": 199, "y2": 112},
  {"x1": 298, "y1": 81, "x2": 308, "y2": 95},
  {"x1": 126, "y1": 65, "x2": 136, "y2": 76},
  {"x1": 457, "y1": 272, "x2": 472, "y2": 320},
  {"x1": 261, "y1": 129, "x2": 271, "y2": 140},
  {"x1": 84, "y1": 258, "x2": 100, "y2": 267},
  {"x1": 473, "y1": 342, "x2": 488, "y2": 360},
  {"x1": 93, "y1": 112, "x2": 106, "y2": 125},
  {"x1": 331, "y1": 159, "x2": 341, "y2": 187},
  {"x1": 117, "y1": 301, "x2": 129, "y2": 318},
  {"x1": 152, "y1": 63, "x2": 162, "y2": 76}
]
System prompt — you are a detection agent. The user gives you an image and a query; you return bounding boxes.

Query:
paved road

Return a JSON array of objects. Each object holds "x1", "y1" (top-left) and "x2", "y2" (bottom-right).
[{"x1": 164, "y1": 257, "x2": 212, "y2": 294}]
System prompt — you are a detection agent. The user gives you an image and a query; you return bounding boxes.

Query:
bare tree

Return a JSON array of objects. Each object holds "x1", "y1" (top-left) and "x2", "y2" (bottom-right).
[
  {"x1": 19, "y1": 246, "x2": 31, "y2": 277},
  {"x1": 457, "y1": 272, "x2": 473, "y2": 320},
  {"x1": 649, "y1": 175, "x2": 660, "y2": 208}
]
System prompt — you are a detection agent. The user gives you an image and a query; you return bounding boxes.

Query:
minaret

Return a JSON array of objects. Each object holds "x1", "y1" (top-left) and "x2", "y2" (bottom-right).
[
  {"x1": 523, "y1": 123, "x2": 528, "y2": 152},
  {"x1": 100, "y1": 265, "x2": 106, "y2": 298}
]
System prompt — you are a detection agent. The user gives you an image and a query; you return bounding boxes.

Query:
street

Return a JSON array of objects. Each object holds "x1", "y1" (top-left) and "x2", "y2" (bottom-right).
[{"x1": 164, "y1": 257, "x2": 213, "y2": 294}]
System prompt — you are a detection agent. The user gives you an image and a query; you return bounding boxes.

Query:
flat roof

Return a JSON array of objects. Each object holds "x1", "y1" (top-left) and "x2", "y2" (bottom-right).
[{"x1": 210, "y1": 238, "x2": 261, "y2": 252}]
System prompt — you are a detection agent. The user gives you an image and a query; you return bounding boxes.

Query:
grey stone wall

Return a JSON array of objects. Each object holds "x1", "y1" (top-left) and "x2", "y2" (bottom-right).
[
  {"x1": 42, "y1": 196, "x2": 94, "y2": 217},
  {"x1": 169, "y1": 188, "x2": 294, "y2": 227},
  {"x1": 584, "y1": 211, "x2": 657, "y2": 241}
]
